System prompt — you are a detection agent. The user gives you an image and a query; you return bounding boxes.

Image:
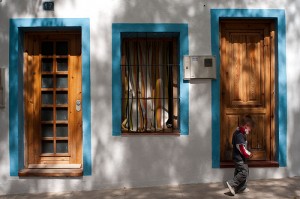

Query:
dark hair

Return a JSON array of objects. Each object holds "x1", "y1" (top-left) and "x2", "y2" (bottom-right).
[{"x1": 240, "y1": 115, "x2": 255, "y2": 127}]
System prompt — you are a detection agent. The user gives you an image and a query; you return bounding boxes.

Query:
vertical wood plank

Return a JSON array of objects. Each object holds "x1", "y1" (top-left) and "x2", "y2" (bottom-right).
[
  {"x1": 33, "y1": 36, "x2": 42, "y2": 163},
  {"x1": 24, "y1": 34, "x2": 31, "y2": 166},
  {"x1": 69, "y1": 34, "x2": 82, "y2": 164},
  {"x1": 264, "y1": 25, "x2": 271, "y2": 161},
  {"x1": 220, "y1": 24, "x2": 228, "y2": 161},
  {"x1": 270, "y1": 23, "x2": 276, "y2": 161}
]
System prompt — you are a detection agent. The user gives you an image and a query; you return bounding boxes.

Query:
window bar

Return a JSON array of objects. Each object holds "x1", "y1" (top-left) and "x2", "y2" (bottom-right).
[
  {"x1": 167, "y1": 63, "x2": 171, "y2": 131},
  {"x1": 168, "y1": 43, "x2": 173, "y2": 131},
  {"x1": 160, "y1": 45, "x2": 169, "y2": 132},
  {"x1": 135, "y1": 40, "x2": 139, "y2": 133},
  {"x1": 172, "y1": 65, "x2": 175, "y2": 132},
  {"x1": 162, "y1": 58, "x2": 165, "y2": 133},
  {"x1": 127, "y1": 44, "x2": 131, "y2": 133},
  {"x1": 169, "y1": 56, "x2": 172, "y2": 131},
  {"x1": 121, "y1": 64, "x2": 125, "y2": 132},
  {"x1": 124, "y1": 41, "x2": 130, "y2": 133},
  {"x1": 123, "y1": 64, "x2": 125, "y2": 133},
  {"x1": 170, "y1": 41, "x2": 174, "y2": 131},
  {"x1": 153, "y1": 47, "x2": 157, "y2": 132},
  {"x1": 168, "y1": 64, "x2": 174, "y2": 130},
  {"x1": 169, "y1": 74, "x2": 171, "y2": 131},
  {"x1": 176, "y1": 81, "x2": 179, "y2": 131},
  {"x1": 126, "y1": 64, "x2": 129, "y2": 133},
  {"x1": 172, "y1": 39, "x2": 177, "y2": 131},
  {"x1": 146, "y1": 67, "x2": 149, "y2": 132},
  {"x1": 145, "y1": 39, "x2": 148, "y2": 132}
]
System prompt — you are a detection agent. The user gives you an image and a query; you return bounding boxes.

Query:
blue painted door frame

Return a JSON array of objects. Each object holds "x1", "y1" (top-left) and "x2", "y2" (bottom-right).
[
  {"x1": 9, "y1": 18, "x2": 92, "y2": 176},
  {"x1": 210, "y1": 9, "x2": 287, "y2": 168}
]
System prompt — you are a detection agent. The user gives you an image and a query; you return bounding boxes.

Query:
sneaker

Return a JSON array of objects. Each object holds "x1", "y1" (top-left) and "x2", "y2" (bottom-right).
[
  {"x1": 226, "y1": 181, "x2": 235, "y2": 196},
  {"x1": 238, "y1": 188, "x2": 250, "y2": 194}
]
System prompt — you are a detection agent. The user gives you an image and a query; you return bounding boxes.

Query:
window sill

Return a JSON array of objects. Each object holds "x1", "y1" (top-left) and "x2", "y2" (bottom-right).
[
  {"x1": 122, "y1": 131, "x2": 180, "y2": 136},
  {"x1": 121, "y1": 129, "x2": 180, "y2": 137},
  {"x1": 18, "y1": 168, "x2": 83, "y2": 177},
  {"x1": 220, "y1": 160, "x2": 279, "y2": 168}
]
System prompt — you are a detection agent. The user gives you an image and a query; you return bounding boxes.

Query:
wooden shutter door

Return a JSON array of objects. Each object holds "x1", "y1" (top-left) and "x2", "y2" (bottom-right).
[{"x1": 220, "y1": 20, "x2": 276, "y2": 163}]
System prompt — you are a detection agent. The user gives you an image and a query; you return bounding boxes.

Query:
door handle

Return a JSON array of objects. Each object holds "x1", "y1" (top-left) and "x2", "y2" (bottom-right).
[{"x1": 76, "y1": 100, "x2": 81, "y2": 112}]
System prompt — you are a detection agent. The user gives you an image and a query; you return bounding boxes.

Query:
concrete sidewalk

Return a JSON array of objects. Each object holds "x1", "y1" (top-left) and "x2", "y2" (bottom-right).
[{"x1": 0, "y1": 177, "x2": 299, "y2": 199}]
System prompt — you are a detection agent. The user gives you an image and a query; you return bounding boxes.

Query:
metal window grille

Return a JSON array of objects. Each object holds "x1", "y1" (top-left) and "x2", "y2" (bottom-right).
[{"x1": 121, "y1": 33, "x2": 179, "y2": 133}]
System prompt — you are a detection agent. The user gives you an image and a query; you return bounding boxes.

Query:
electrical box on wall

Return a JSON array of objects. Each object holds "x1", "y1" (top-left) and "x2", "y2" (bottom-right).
[{"x1": 183, "y1": 55, "x2": 216, "y2": 80}]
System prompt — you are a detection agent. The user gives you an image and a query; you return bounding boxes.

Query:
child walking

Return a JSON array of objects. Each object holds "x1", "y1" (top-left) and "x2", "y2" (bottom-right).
[{"x1": 226, "y1": 115, "x2": 255, "y2": 196}]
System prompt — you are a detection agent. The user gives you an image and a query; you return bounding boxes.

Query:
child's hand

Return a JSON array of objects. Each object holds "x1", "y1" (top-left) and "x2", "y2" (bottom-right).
[{"x1": 249, "y1": 153, "x2": 253, "y2": 158}]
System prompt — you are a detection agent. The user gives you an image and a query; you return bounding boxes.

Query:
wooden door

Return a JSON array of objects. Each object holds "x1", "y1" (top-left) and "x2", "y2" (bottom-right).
[
  {"x1": 220, "y1": 20, "x2": 275, "y2": 162},
  {"x1": 24, "y1": 32, "x2": 82, "y2": 167}
]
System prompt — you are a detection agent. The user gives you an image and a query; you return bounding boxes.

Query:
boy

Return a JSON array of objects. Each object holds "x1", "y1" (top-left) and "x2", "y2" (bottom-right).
[{"x1": 226, "y1": 115, "x2": 254, "y2": 196}]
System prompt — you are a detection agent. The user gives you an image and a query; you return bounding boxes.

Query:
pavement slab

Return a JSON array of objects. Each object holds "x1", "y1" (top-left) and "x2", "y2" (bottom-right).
[{"x1": 0, "y1": 177, "x2": 299, "y2": 199}]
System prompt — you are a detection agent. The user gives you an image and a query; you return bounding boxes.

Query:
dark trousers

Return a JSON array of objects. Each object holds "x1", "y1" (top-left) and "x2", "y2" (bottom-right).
[{"x1": 228, "y1": 161, "x2": 249, "y2": 192}]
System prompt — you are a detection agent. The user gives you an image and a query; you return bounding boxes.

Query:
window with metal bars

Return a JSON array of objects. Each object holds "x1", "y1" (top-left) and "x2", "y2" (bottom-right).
[{"x1": 121, "y1": 32, "x2": 179, "y2": 134}]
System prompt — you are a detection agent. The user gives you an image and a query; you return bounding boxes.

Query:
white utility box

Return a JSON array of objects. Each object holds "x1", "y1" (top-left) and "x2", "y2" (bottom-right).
[{"x1": 183, "y1": 55, "x2": 216, "y2": 80}]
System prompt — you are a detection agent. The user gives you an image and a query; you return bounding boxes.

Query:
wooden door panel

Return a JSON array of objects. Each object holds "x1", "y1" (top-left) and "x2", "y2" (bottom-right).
[
  {"x1": 220, "y1": 20, "x2": 275, "y2": 162},
  {"x1": 248, "y1": 114, "x2": 269, "y2": 160},
  {"x1": 246, "y1": 35, "x2": 264, "y2": 105},
  {"x1": 24, "y1": 36, "x2": 42, "y2": 164},
  {"x1": 229, "y1": 34, "x2": 246, "y2": 106},
  {"x1": 228, "y1": 33, "x2": 264, "y2": 107},
  {"x1": 222, "y1": 115, "x2": 239, "y2": 161},
  {"x1": 68, "y1": 34, "x2": 82, "y2": 164}
]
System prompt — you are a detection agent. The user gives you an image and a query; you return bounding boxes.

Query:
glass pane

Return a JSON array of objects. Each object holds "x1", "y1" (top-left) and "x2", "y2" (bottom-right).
[
  {"x1": 56, "y1": 124, "x2": 68, "y2": 137},
  {"x1": 56, "y1": 108, "x2": 68, "y2": 120},
  {"x1": 41, "y1": 140, "x2": 54, "y2": 153},
  {"x1": 56, "y1": 41, "x2": 68, "y2": 55},
  {"x1": 56, "y1": 140, "x2": 68, "y2": 153},
  {"x1": 56, "y1": 76, "x2": 68, "y2": 88},
  {"x1": 42, "y1": 76, "x2": 53, "y2": 88},
  {"x1": 41, "y1": 124, "x2": 53, "y2": 137},
  {"x1": 41, "y1": 109, "x2": 53, "y2": 121},
  {"x1": 41, "y1": 42, "x2": 54, "y2": 55},
  {"x1": 42, "y1": 58, "x2": 53, "y2": 72},
  {"x1": 56, "y1": 92, "x2": 68, "y2": 104},
  {"x1": 57, "y1": 58, "x2": 68, "y2": 71},
  {"x1": 42, "y1": 92, "x2": 53, "y2": 105}
]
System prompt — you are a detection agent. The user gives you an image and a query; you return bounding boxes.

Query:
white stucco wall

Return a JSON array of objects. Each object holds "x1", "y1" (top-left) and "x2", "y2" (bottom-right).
[{"x1": 0, "y1": 0, "x2": 299, "y2": 195}]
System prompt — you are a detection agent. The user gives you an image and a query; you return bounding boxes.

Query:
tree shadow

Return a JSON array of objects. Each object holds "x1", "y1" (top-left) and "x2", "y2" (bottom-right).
[{"x1": 1, "y1": 0, "x2": 299, "y2": 196}]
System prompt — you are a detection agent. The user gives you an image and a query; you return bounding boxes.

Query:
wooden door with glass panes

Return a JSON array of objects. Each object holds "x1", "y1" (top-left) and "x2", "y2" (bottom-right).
[{"x1": 24, "y1": 32, "x2": 82, "y2": 168}]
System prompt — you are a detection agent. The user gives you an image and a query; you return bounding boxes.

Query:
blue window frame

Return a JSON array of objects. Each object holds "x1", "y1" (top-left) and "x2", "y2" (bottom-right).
[
  {"x1": 112, "y1": 23, "x2": 189, "y2": 136},
  {"x1": 210, "y1": 9, "x2": 287, "y2": 167},
  {"x1": 9, "y1": 18, "x2": 92, "y2": 176}
]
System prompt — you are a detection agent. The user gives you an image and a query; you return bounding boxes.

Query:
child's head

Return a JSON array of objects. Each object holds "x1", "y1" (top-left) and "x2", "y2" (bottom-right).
[{"x1": 240, "y1": 115, "x2": 255, "y2": 133}]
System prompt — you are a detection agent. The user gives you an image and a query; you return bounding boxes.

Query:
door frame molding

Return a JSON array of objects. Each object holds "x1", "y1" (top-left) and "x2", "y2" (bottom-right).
[
  {"x1": 9, "y1": 18, "x2": 91, "y2": 176},
  {"x1": 210, "y1": 9, "x2": 287, "y2": 168}
]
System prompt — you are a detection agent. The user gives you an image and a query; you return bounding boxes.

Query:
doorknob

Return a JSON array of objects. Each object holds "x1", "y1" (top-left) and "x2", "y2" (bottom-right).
[{"x1": 76, "y1": 100, "x2": 81, "y2": 112}]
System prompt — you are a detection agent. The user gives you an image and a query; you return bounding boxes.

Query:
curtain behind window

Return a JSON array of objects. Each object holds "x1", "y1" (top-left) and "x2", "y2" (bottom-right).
[{"x1": 121, "y1": 37, "x2": 178, "y2": 133}]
